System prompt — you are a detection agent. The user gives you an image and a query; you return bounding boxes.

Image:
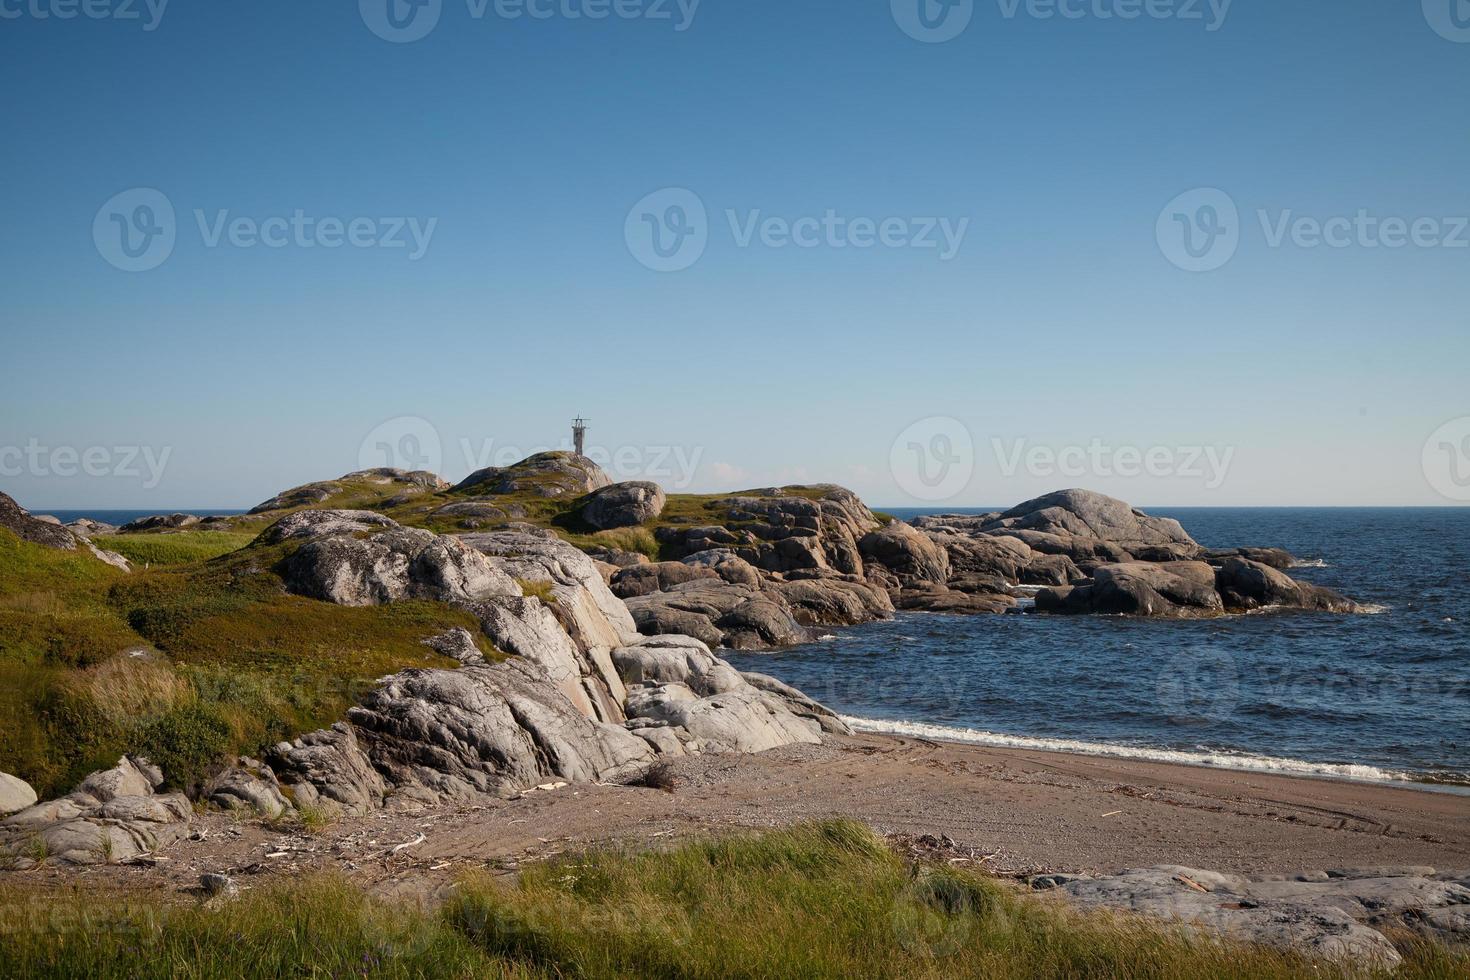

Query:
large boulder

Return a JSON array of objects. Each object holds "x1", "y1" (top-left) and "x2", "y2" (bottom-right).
[
  {"x1": 613, "y1": 636, "x2": 829, "y2": 752},
  {"x1": 0, "y1": 772, "x2": 38, "y2": 816},
  {"x1": 993, "y1": 490, "x2": 1197, "y2": 552},
  {"x1": 859, "y1": 523, "x2": 950, "y2": 586},
  {"x1": 1215, "y1": 557, "x2": 1359, "y2": 613},
  {"x1": 453, "y1": 452, "x2": 611, "y2": 498},
  {"x1": 279, "y1": 522, "x2": 519, "y2": 607},
  {"x1": 582, "y1": 481, "x2": 666, "y2": 529}
]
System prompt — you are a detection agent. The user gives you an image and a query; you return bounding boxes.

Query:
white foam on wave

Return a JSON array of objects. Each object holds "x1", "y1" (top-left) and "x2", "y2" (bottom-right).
[
  {"x1": 1291, "y1": 558, "x2": 1330, "y2": 569},
  {"x1": 842, "y1": 716, "x2": 1414, "y2": 785}
]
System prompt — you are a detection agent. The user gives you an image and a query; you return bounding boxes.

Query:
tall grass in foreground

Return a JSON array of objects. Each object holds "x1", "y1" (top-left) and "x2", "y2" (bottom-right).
[{"x1": 2, "y1": 822, "x2": 1464, "y2": 979}]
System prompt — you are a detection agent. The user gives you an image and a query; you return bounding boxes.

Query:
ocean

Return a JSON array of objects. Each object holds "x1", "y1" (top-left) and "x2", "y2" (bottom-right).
[{"x1": 727, "y1": 508, "x2": 1470, "y2": 789}]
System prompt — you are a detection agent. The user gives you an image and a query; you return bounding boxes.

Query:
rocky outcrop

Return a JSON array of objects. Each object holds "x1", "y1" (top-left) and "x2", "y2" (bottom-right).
[
  {"x1": 279, "y1": 522, "x2": 518, "y2": 608},
  {"x1": 1, "y1": 492, "x2": 84, "y2": 550},
  {"x1": 0, "y1": 757, "x2": 191, "y2": 866},
  {"x1": 613, "y1": 635, "x2": 842, "y2": 753},
  {"x1": 914, "y1": 490, "x2": 1359, "y2": 620},
  {"x1": 250, "y1": 468, "x2": 447, "y2": 515},
  {"x1": 1050, "y1": 864, "x2": 1470, "y2": 967},
  {"x1": 345, "y1": 659, "x2": 655, "y2": 803},
  {"x1": 582, "y1": 481, "x2": 666, "y2": 529},
  {"x1": 253, "y1": 512, "x2": 841, "y2": 815},
  {"x1": 0, "y1": 491, "x2": 130, "y2": 570},
  {"x1": 452, "y1": 451, "x2": 610, "y2": 499},
  {"x1": 655, "y1": 486, "x2": 879, "y2": 576}
]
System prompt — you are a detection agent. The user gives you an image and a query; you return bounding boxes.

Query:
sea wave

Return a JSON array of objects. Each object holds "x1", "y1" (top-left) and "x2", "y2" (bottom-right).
[
  {"x1": 842, "y1": 715, "x2": 1414, "y2": 785},
  {"x1": 1291, "y1": 558, "x2": 1331, "y2": 569}
]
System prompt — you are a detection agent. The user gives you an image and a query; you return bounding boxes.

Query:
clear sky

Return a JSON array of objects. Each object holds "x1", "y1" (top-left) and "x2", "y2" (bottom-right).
[{"x1": 2, "y1": 0, "x2": 1467, "y2": 510}]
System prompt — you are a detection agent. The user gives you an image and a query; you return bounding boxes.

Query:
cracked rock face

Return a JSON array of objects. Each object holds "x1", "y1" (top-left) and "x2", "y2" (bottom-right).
[{"x1": 1054, "y1": 864, "x2": 1470, "y2": 967}]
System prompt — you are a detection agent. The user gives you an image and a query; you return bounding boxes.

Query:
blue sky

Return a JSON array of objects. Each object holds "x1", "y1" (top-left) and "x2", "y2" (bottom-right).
[{"x1": 1, "y1": 0, "x2": 1467, "y2": 509}]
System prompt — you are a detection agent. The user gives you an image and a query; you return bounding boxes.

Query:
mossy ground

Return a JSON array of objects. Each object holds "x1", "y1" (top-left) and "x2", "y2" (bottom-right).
[
  {"x1": 1, "y1": 821, "x2": 1460, "y2": 979},
  {"x1": 0, "y1": 527, "x2": 496, "y2": 796}
]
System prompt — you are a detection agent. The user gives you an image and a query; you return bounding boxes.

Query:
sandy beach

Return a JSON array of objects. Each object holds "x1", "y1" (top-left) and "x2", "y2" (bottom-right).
[{"x1": 12, "y1": 733, "x2": 1466, "y2": 905}]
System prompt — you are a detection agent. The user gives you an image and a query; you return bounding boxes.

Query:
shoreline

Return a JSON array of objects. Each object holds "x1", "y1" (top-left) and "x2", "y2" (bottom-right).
[{"x1": 842, "y1": 714, "x2": 1470, "y2": 796}]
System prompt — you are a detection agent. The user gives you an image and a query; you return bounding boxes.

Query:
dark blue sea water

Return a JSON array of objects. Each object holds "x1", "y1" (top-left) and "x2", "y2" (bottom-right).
[
  {"x1": 38, "y1": 509, "x2": 248, "y2": 526},
  {"x1": 728, "y1": 508, "x2": 1470, "y2": 788}
]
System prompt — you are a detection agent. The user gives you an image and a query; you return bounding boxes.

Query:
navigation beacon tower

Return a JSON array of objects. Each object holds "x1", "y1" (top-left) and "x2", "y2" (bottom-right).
[{"x1": 572, "y1": 418, "x2": 588, "y2": 457}]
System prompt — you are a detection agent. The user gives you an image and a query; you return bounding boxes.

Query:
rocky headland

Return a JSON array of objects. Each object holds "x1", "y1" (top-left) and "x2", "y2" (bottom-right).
[{"x1": 1, "y1": 454, "x2": 1425, "y2": 966}]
